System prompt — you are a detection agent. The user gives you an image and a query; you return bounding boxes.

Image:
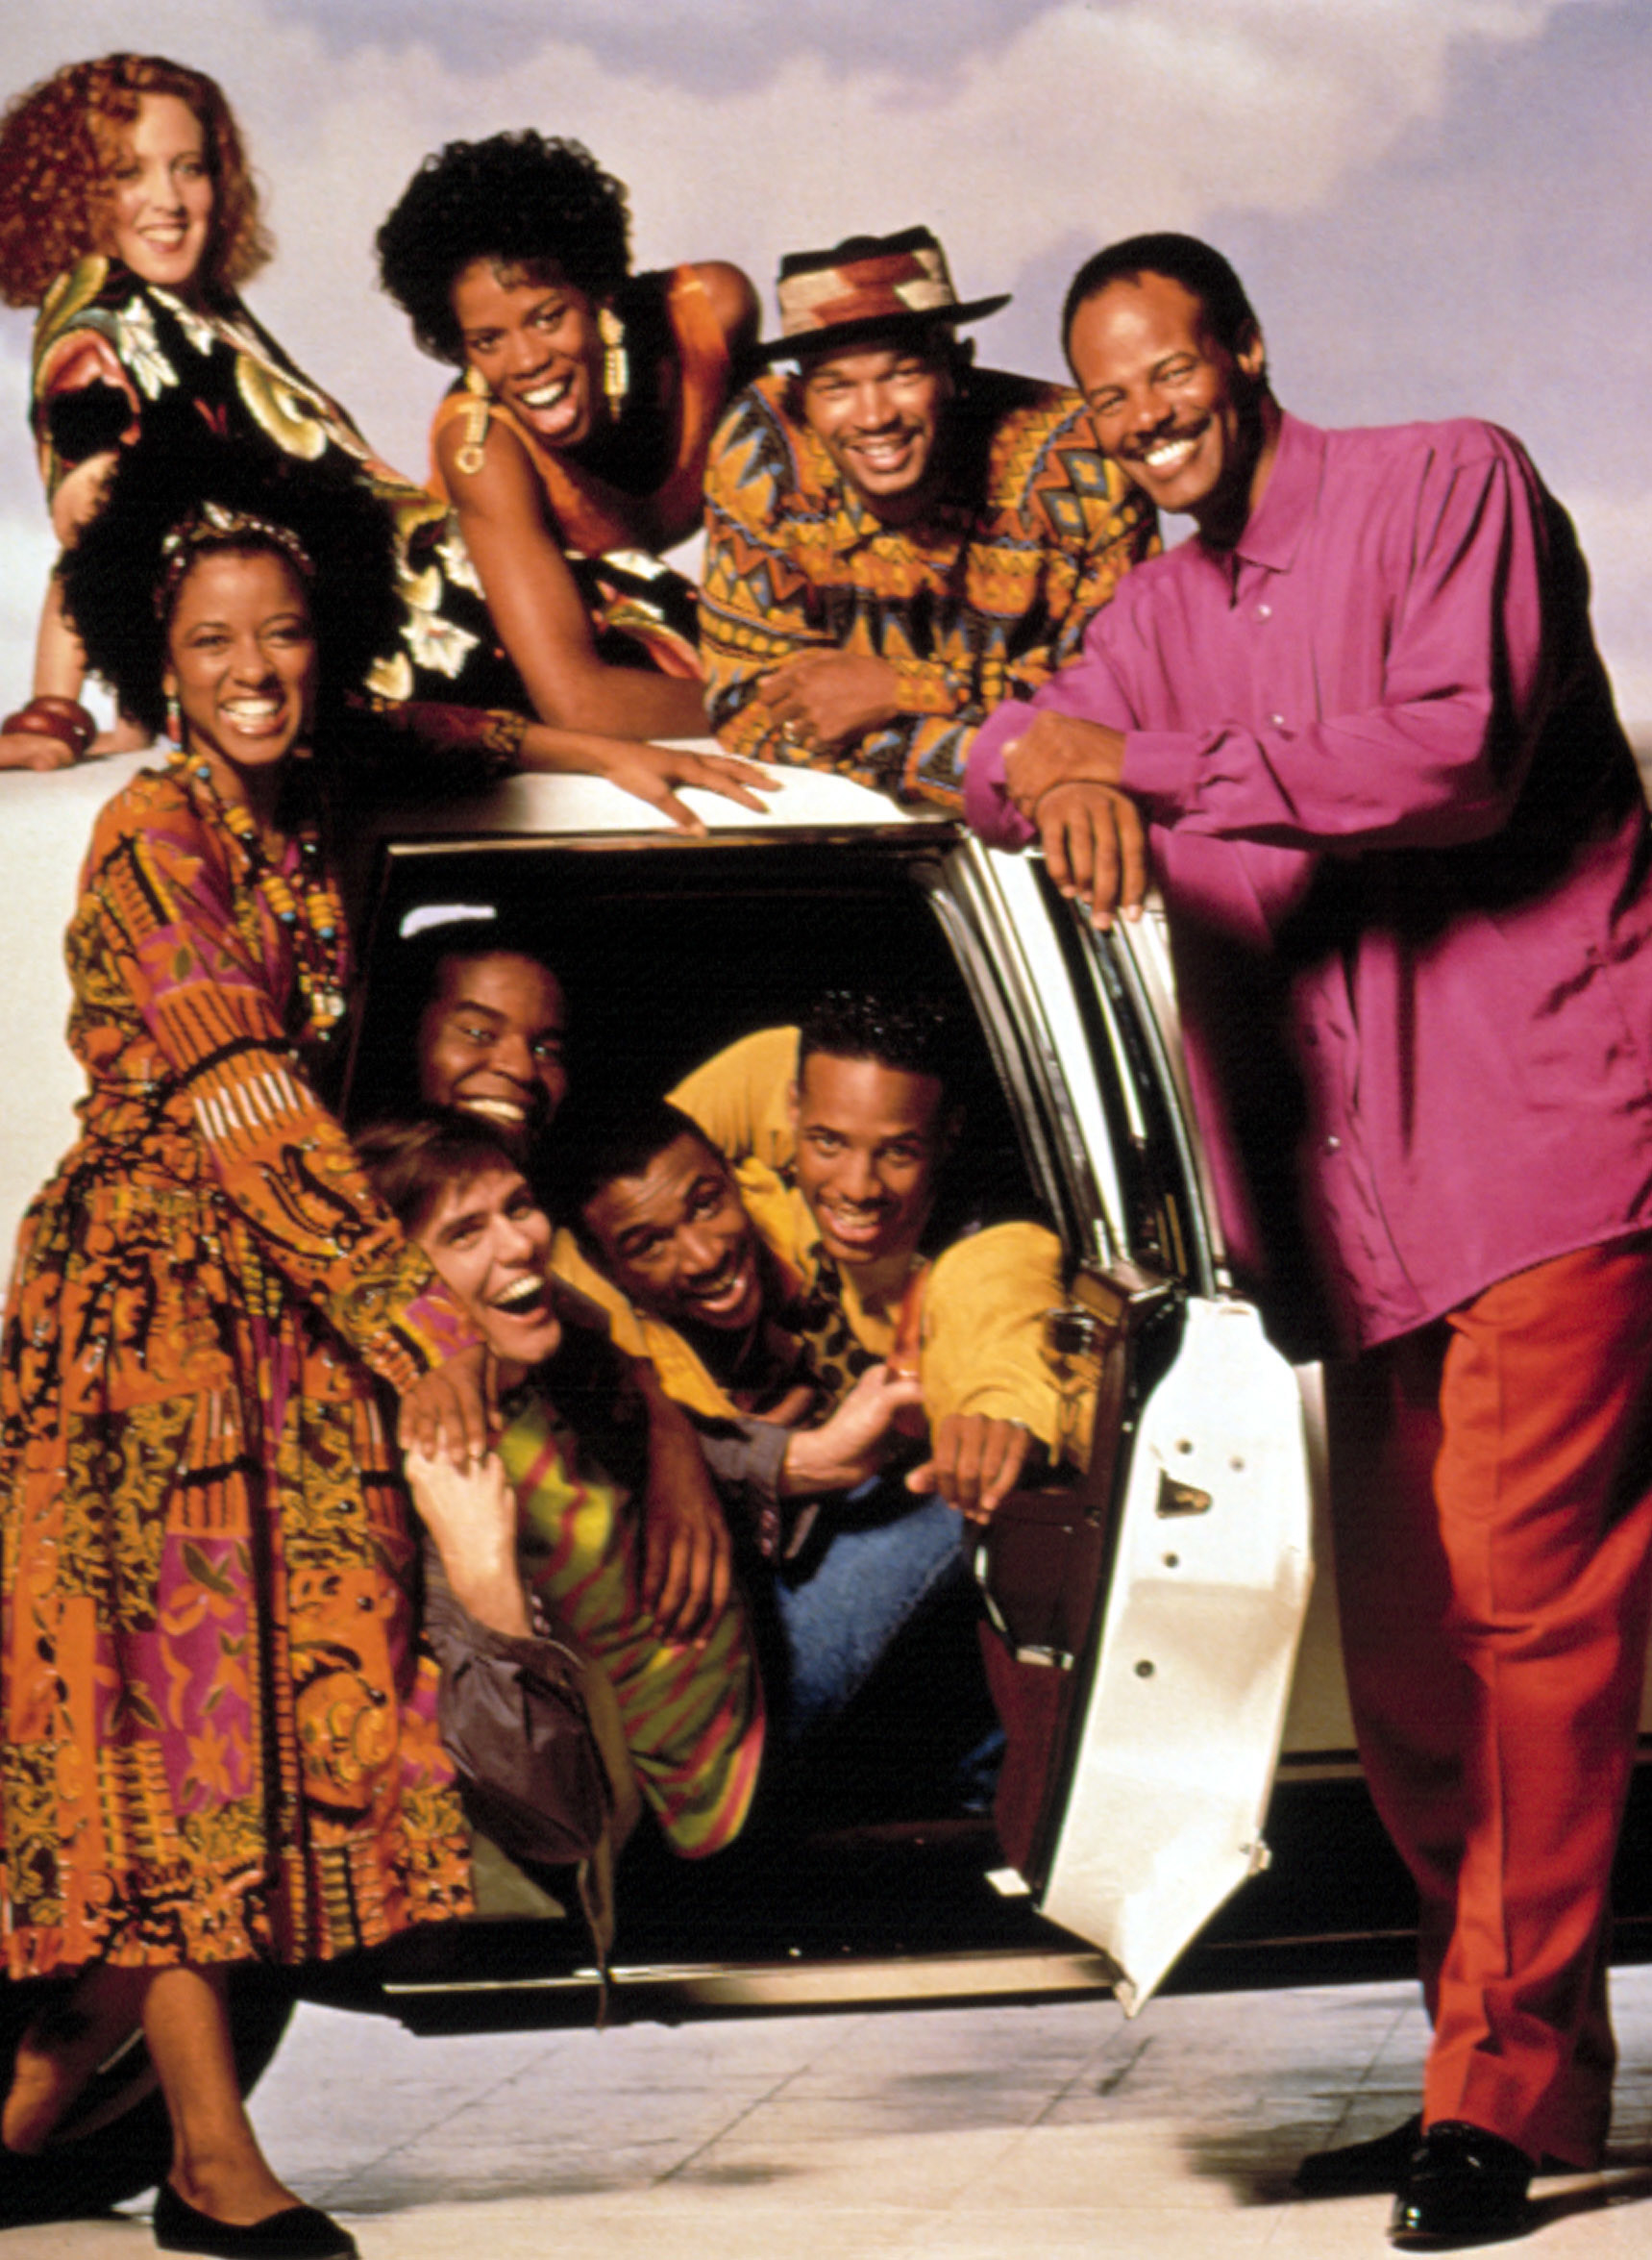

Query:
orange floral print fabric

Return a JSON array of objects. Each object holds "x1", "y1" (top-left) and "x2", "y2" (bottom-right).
[{"x1": 0, "y1": 763, "x2": 476, "y2": 1977}]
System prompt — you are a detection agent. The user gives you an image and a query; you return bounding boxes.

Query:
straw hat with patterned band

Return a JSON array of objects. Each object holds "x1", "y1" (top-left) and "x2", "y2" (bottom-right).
[{"x1": 753, "y1": 225, "x2": 1011, "y2": 363}]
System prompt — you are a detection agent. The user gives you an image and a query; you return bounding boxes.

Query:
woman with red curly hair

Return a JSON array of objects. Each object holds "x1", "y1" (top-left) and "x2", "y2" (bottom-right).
[
  {"x1": 0, "y1": 55, "x2": 270, "y2": 770},
  {"x1": 0, "y1": 54, "x2": 763, "y2": 826},
  {"x1": 0, "y1": 51, "x2": 267, "y2": 311}
]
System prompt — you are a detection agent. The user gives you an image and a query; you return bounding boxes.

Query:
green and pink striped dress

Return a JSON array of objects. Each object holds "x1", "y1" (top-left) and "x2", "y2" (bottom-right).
[{"x1": 498, "y1": 1393, "x2": 764, "y2": 1857}]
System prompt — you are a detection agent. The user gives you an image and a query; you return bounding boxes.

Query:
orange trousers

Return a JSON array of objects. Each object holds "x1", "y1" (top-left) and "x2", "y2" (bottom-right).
[{"x1": 1327, "y1": 1234, "x2": 1652, "y2": 2167}]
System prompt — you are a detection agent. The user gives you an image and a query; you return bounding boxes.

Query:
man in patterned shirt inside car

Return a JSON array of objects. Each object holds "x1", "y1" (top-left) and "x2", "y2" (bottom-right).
[{"x1": 699, "y1": 226, "x2": 1156, "y2": 810}]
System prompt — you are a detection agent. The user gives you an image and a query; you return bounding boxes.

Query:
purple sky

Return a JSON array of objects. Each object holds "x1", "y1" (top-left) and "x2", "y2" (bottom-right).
[{"x1": 3, "y1": 0, "x2": 1646, "y2": 717}]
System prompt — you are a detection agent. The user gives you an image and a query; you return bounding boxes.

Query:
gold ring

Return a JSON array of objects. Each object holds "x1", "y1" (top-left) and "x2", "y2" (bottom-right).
[{"x1": 781, "y1": 721, "x2": 801, "y2": 748}]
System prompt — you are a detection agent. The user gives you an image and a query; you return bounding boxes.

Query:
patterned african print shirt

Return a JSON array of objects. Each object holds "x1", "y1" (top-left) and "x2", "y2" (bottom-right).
[{"x1": 699, "y1": 367, "x2": 1156, "y2": 808}]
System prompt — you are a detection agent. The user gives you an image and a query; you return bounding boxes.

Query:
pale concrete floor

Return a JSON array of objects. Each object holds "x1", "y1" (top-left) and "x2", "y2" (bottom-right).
[{"x1": 8, "y1": 1966, "x2": 1652, "y2": 2257}]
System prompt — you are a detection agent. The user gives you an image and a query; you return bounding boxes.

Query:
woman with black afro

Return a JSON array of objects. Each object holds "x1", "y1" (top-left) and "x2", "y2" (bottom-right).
[
  {"x1": 0, "y1": 433, "x2": 493, "y2": 2258},
  {"x1": 377, "y1": 130, "x2": 757, "y2": 743}
]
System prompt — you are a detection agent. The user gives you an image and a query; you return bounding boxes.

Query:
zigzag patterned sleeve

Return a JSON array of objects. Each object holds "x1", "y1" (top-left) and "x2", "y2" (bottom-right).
[
  {"x1": 834, "y1": 712, "x2": 981, "y2": 813},
  {"x1": 855, "y1": 421, "x2": 1157, "y2": 812},
  {"x1": 700, "y1": 383, "x2": 1158, "y2": 814},
  {"x1": 698, "y1": 389, "x2": 975, "y2": 796},
  {"x1": 92, "y1": 785, "x2": 479, "y2": 1391},
  {"x1": 699, "y1": 389, "x2": 833, "y2": 761},
  {"x1": 1021, "y1": 440, "x2": 1159, "y2": 691}
]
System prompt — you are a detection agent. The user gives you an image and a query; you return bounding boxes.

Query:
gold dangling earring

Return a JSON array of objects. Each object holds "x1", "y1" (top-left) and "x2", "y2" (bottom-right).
[
  {"x1": 166, "y1": 690, "x2": 182, "y2": 746},
  {"x1": 455, "y1": 363, "x2": 493, "y2": 476},
  {"x1": 598, "y1": 305, "x2": 629, "y2": 420}
]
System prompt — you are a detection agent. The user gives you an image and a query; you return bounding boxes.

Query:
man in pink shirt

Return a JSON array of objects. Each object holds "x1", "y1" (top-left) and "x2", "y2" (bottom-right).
[{"x1": 966, "y1": 234, "x2": 1652, "y2": 2249}]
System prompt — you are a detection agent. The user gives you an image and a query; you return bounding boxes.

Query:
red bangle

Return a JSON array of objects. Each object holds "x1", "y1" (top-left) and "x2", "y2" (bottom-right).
[{"x1": 2, "y1": 696, "x2": 97, "y2": 761}]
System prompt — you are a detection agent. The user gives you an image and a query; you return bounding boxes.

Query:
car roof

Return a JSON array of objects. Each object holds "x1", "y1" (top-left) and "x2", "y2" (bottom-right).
[{"x1": 377, "y1": 757, "x2": 950, "y2": 842}]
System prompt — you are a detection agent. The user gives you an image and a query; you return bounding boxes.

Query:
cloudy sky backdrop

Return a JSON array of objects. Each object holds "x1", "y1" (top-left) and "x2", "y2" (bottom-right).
[{"x1": 4, "y1": 0, "x2": 1647, "y2": 720}]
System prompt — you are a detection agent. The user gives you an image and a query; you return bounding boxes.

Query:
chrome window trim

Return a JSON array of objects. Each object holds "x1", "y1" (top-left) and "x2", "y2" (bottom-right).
[
  {"x1": 1110, "y1": 906, "x2": 1230, "y2": 1294},
  {"x1": 374, "y1": 820, "x2": 939, "y2": 868},
  {"x1": 938, "y1": 841, "x2": 1126, "y2": 1268}
]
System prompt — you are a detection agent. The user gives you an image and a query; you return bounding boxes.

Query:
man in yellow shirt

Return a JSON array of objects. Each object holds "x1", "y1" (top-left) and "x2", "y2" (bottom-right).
[
  {"x1": 676, "y1": 991, "x2": 1061, "y2": 1506},
  {"x1": 555, "y1": 992, "x2": 1065, "y2": 1751},
  {"x1": 566, "y1": 992, "x2": 1064, "y2": 1517}
]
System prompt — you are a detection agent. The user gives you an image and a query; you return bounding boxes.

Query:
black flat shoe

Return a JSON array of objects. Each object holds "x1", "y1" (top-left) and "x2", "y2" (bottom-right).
[
  {"x1": 1297, "y1": 2112, "x2": 1423, "y2": 2195},
  {"x1": 1389, "y1": 2122, "x2": 1534, "y2": 2249},
  {"x1": 153, "y1": 2180, "x2": 358, "y2": 2259}
]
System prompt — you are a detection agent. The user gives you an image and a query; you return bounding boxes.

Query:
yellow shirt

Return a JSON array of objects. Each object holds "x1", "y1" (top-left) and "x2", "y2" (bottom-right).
[
  {"x1": 670, "y1": 1024, "x2": 799, "y2": 1175},
  {"x1": 739, "y1": 1164, "x2": 1064, "y2": 1446},
  {"x1": 670, "y1": 1027, "x2": 1065, "y2": 1442}
]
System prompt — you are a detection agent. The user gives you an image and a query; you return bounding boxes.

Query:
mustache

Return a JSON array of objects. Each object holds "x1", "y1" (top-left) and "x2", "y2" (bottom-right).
[{"x1": 1121, "y1": 422, "x2": 1202, "y2": 459}]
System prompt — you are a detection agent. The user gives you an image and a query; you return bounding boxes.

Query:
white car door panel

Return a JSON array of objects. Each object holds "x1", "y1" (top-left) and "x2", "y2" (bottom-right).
[{"x1": 1039, "y1": 1296, "x2": 1314, "y2": 2012}]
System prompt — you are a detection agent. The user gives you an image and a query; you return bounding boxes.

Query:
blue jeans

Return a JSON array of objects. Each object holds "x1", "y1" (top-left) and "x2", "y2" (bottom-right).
[{"x1": 768, "y1": 1488, "x2": 970, "y2": 1745}]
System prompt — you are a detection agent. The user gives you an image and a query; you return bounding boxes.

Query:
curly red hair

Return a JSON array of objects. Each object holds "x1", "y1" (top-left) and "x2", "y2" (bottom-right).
[{"x1": 0, "y1": 53, "x2": 270, "y2": 309}]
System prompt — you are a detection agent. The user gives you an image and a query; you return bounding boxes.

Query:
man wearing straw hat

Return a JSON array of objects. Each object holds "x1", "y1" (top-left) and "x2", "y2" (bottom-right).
[{"x1": 700, "y1": 226, "x2": 1155, "y2": 808}]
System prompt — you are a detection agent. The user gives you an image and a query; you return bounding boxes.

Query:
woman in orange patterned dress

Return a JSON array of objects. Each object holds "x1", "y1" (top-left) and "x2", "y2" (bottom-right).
[{"x1": 0, "y1": 444, "x2": 492, "y2": 2259}]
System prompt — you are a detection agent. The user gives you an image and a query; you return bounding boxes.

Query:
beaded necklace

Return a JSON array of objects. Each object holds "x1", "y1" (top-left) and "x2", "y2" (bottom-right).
[{"x1": 171, "y1": 747, "x2": 349, "y2": 1044}]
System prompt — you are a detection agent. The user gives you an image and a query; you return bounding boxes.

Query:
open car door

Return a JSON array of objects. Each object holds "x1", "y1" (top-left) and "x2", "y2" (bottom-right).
[{"x1": 942, "y1": 844, "x2": 1317, "y2": 2014}]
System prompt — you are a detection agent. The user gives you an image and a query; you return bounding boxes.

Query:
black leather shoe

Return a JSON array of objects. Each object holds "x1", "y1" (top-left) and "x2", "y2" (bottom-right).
[
  {"x1": 1297, "y1": 2112, "x2": 1423, "y2": 2195},
  {"x1": 1389, "y1": 2122, "x2": 1534, "y2": 2248},
  {"x1": 153, "y1": 2180, "x2": 358, "y2": 2259}
]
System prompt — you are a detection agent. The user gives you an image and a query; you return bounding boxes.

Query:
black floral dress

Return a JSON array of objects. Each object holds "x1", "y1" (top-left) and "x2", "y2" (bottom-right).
[{"x1": 33, "y1": 254, "x2": 524, "y2": 710}]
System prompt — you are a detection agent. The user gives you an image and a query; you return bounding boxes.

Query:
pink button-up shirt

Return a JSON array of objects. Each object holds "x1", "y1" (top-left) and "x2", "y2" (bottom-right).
[{"x1": 966, "y1": 411, "x2": 1652, "y2": 1355}]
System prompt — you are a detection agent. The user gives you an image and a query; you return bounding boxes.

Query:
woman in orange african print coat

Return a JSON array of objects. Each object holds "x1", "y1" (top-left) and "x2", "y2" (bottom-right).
[{"x1": 0, "y1": 444, "x2": 491, "y2": 2254}]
